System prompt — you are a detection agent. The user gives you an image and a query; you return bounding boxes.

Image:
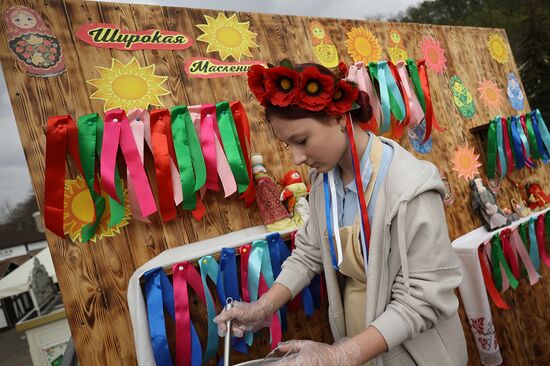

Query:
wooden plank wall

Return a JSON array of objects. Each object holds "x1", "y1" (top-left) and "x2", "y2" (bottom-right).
[{"x1": 1, "y1": 0, "x2": 549, "y2": 364}]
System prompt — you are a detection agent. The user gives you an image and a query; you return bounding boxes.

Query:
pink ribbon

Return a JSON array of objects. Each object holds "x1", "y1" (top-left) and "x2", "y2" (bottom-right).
[
  {"x1": 258, "y1": 274, "x2": 282, "y2": 350},
  {"x1": 102, "y1": 109, "x2": 157, "y2": 218},
  {"x1": 349, "y1": 62, "x2": 382, "y2": 132},
  {"x1": 536, "y1": 214, "x2": 550, "y2": 268},
  {"x1": 510, "y1": 228, "x2": 539, "y2": 285},
  {"x1": 396, "y1": 61, "x2": 425, "y2": 126},
  {"x1": 201, "y1": 104, "x2": 219, "y2": 191},
  {"x1": 126, "y1": 109, "x2": 150, "y2": 222}
]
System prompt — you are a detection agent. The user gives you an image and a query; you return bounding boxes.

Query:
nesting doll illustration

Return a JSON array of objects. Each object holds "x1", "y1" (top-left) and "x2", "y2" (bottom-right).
[
  {"x1": 506, "y1": 72, "x2": 524, "y2": 111},
  {"x1": 4, "y1": 6, "x2": 65, "y2": 77},
  {"x1": 387, "y1": 29, "x2": 408, "y2": 63},
  {"x1": 450, "y1": 76, "x2": 476, "y2": 118},
  {"x1": 308, "y1": 21, "x2": 339, "y2": 68}
]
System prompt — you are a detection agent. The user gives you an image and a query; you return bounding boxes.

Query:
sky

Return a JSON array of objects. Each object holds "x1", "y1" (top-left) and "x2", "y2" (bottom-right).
[{"x1": 0, "y1": 0, "x2": 424, "y2": 214}]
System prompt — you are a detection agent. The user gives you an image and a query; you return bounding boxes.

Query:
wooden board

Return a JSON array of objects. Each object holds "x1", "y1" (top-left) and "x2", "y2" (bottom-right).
[{"x1": 1, "y1": 0, "x2": 549, "y2": 364}]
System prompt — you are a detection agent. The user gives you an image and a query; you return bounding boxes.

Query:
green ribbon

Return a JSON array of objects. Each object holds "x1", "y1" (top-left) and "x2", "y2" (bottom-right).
[
  {"x1": 406, "y1": 58, "x2": 426, "y2": 112},
  {"x1": 216, "y1": 102, "x2": 249, "y2": 193},
  {"x1": 77, "y1": 114, "x2": 124, "y2": 241},
  {"x1": 171, "y1": 106, "x2": 206, "y2": 209},
  {"x1": 526, "y1": 113, "x2": 540, "y2": 159},
  {"x1": 519, "y1": 222, "x2": 529, "y2": 251},
  {"x1": 486, "y1": 119, "x2": 497, "y2": 179},
  {"x1": 490, "y1": 235, "x2": 519, "y2": 291}
]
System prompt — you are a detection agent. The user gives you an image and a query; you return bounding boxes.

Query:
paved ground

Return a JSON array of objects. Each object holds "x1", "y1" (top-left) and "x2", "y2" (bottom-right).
[{"x1": 0, "y1": 327, "x2": 33, "y2": 365}]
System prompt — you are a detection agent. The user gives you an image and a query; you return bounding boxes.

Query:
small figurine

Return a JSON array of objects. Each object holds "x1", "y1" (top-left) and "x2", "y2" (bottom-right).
[
  {"x1": 469, "y1": 177, "x2": 510, "y2": 231},
  {"x1": 280, "y1": 170, "x2": 310, "y2": 226},
  {"x1": 250, "y1": 153, "x2": 297, "y2": 232},
  {"x1": 525, "y1": 183, "x2": 550, "y2": 210},
  {"x1": 511, "y1": 198, "x2": 531, "y2": 218}
]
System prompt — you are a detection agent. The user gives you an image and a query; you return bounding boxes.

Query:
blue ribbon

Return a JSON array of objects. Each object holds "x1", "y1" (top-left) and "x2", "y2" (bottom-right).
[
  {"x1": 144, "y1": 268, "x2": 202, "y2": 366},
  {"x1": 267, "y1": 233, "x2": 291, "y2": 331},
  {"x1": 531, "y1": 111, "x2": 549, "y2": 163},
  {"x1": 516, "y1": 116, "x2": 532, "y2": 163},
  {"x1": 217, "y1": 248, "x2": 249, "y2": 354},
  {"x1": 495, "y1": 116, "x2": 507, "y2": 176},
  {"x1": 198, "y1": 256, "x2": 221, "y2": 362},
  {"x1": 528, "y1": 218, "x2": 540, "y2": 271},
  {"x1": 323, "y1": 173, "x2": 339, "y2": 270},
  {"x1": 377, "y1": 62, "x2": 391, "y2": 134},
  {"x1": 533, "y1": 109, "x2": 550, "y2": 161},
  {"x1": 308, "y1": 275, "x2": 321, "y2": 310},
  {"x1": 510, "y1": 116, "x2": 526, "y2": 169},
  {"x1": 248, "y1": 240, "x2": 275, "y2": 301}
]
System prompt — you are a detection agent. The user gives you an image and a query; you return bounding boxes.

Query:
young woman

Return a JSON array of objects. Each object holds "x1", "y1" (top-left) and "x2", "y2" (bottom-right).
[{"x1": 214, "y1": 62, "x2": 468, "y2": 366}]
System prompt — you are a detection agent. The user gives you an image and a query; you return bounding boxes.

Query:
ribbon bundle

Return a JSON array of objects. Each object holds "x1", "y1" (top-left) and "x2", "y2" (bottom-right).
[
  {"x1": 347, "y1": 58, "x2": 443, "y2": 141},
  {"x1": 43, "y1": 102, "x2": 256, "y2": 242},
  {"x1": 486, "y1": 109, "x2": 550, "y2": 179},
  {"x1": 142, "y1": 232, "x2": 325, "y2": 366},
  {"x1": 478, "y1": 210, "x2": 550, "y2": 309}
]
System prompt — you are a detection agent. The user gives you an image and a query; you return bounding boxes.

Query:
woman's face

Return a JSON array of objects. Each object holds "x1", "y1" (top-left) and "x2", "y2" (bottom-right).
[{"x1": 270, "y1": 114, "x2": 347, "y2": 173}]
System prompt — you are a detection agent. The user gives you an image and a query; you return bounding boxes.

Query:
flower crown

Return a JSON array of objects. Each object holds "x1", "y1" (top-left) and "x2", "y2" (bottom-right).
[{"x1": 247, "y1": 59, "x2": 359, "y2": 115}]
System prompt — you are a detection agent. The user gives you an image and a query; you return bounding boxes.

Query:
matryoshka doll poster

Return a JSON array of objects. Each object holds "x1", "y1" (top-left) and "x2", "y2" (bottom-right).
[{"x1": 4, "y1": 6, "x2": 66, "y2": 77}]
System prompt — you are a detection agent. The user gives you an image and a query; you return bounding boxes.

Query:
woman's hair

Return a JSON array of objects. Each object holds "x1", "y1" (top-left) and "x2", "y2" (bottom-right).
[{"x1": 264, "y1": 63, "x2": 373, "y2": 123}]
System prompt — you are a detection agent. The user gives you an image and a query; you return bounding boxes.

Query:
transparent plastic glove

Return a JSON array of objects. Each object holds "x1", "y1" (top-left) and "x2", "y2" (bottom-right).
[
  {"x1": 268, "y1": 338, "x2": 362, "y2": 366},
  {"x1": 213, "y1": 293, "x2": 274, "y2": 337}
]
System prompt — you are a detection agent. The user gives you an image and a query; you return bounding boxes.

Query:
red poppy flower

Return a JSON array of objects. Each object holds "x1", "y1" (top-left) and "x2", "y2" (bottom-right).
[
  {"x1": 295, "y1": 67, "x2": 335, "y2": 111},
  {"x1": 247, "y1": 64, "x2": 267, "y2": 105},
  {"x1": 325, "y1": 80, "x2": 359, "y2": 115},
  {"x1": 264, "y1": 66, "x2": 299, "y2": 107}
]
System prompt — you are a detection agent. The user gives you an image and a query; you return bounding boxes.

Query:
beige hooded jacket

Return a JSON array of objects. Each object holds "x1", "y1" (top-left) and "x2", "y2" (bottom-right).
[{"x1": 275, "y1": 137, "x2": 468, "y2": 366}]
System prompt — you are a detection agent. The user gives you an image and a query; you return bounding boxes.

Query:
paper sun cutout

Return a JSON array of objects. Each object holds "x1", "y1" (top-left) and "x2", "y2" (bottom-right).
[
  {"x1": 196, "y1": 13, "x2": 258, "y2": 61},
  {"x1": 87, "y1": 57, "x2": 170, "y2": 111},
  {"x1": 64, "y1": 176, "x2": 131, "y2": 243},
  {"x1": 487, "y1": 33, "x2": 508, "y2": 64},
  {"x1": 451, "y1": 145, "x2": 482, "y2": 181},
  {"x1": 477, "y1": 80, "x2": 504, "y2": 110},
  {"x1": 346, "y1": 27, "x2": 382, "y2": 64},
  {"x1": 419, "y1": 36, "x2": 447, "y2": 74}
]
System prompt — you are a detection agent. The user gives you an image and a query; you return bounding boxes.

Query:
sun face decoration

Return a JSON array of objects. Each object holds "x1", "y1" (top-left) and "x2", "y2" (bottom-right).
[
  {"x1": 477, "y1": 79, "x2": 504, "y2": 110},
  {"x1": 64, "y1": 176, "x2": 131, "y2": 242},
  {"x1": 196, "y1": 13, "x2": 258, "y2": 61},
  {"x1": 419, "y1": 36, "x2": 446, "y2": 74},
  {"x1": 451, "y1": 145, "x2": 482, "y2": 181},
  {"x1": 87, "y1": 57, "x2": 170, "y2": 112},
  {"x1": 487, "y1": 33, "x2": 508, "y2": 64},
  {"x1": 345, "y1": 27, "x2": 382, "y2": 64}
]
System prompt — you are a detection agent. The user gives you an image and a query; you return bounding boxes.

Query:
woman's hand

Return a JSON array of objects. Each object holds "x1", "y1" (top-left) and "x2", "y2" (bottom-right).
[
  {"x1": 213, "y1": 293, "x2": 274, "y2": 337},
  {"x1": 270, "y1": 338, "x2": 362, "y2": 366}
]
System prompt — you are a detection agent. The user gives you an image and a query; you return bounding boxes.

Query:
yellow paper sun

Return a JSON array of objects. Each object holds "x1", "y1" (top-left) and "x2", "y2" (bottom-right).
[
  {"x1": 87, "y1": 57, "x2": 170, "y2": 112},
  {"x1": 64, "y1": 176, "x2": 131, "y2": 243},
  {"x1": 487, "y1": 33, "x2": 508, "y2": 64},
  {"x1": 345, "y1": 27, "x2": 382, "y2": 64},
  {"x1": 451, "y1": 145, "x2": 482, "y2": 181},
  {"x1": 477, "y1": 80, "x2": 504, "y2": 110},
  {"x1": 196, "y1": 13, "x2": 258, "y2": 61}
]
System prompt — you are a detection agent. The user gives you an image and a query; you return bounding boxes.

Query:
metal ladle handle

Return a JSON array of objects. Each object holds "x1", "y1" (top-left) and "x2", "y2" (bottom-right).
[{"x1": 223, "y1": 297, "x2": 234, "y2": 366}]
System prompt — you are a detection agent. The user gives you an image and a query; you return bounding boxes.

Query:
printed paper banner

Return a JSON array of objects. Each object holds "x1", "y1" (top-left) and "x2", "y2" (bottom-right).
[
  {"x1": 184, "y1": 57, "x2": 265, "y2": 79},
  {"x1": 506, "y1": 73, "x2": 524, "y2": 111},
  {"x1": 76, "y1": 23, "x2": 194, "y2": 51}
]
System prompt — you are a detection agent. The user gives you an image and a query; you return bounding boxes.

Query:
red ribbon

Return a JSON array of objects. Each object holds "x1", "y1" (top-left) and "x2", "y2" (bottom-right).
[
  {"x1": 44, "y1": 115, "x2": 85, "y2": 237},
  {"x1": 388, "y1": 61, "x2": 411, "y2": 139},
  {"x1": 500, "y1": 228, "x2": 520, "y2": 279},
  {"x1": 230, "y1": 101, "x2": 256, "y2": 207},
  {"x1": 501, "y1": 117, "x2": 515, "y2": 174},
  {"x1": 345, "y1": 113, "x2": 371, "y2": 252},
  {"x1": 417, "y1": 60, "x2": 444, "y2": 143},
  {"x1": 478, "y1": 243, "x2": 509, "y2": 309},
  {"x1": 239, "y1": 244, "x2": 252, "y2": 302},
  {"x1": 191, "y1": 194, "x2": 206, "y2": 221},
  {"x1": 258, "y1": 274, "x2": 282, "y2": 350},
  {"x1": 536, "y1": 214, "x2": 550, "y2": 268},
  {"x1": 150, "y1": 109, "x2": 177, "y2": 222},
  {"x1": 172, "y1": 262, "x2": 206, "y2": 366}
]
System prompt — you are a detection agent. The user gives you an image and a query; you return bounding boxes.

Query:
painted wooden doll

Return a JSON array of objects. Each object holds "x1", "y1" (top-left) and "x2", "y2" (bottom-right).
[{"x1": 4, "y1": 6, "x2": 65, "y2": 77}]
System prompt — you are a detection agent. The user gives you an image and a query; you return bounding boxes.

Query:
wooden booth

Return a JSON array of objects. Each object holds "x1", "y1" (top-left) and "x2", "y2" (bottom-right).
[{"x1": 1, "y1": 0, "x2": 549, "y2": 365}]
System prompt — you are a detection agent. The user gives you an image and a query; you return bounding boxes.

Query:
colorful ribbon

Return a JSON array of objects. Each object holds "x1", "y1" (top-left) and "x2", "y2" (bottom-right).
[
  {"x1": 44, "y1": 115, "x2": 85, "y2": 237},
  {"x1": 350, "y1": 62, "x2": 382, "y2": 132},
  {"x1": 501, "y1": 117, "x2": 515, "y2": 173},
  {"x1": 530, "y1": 111, "x2": 549, "y2": 163},
  {"x1": 490, "y1": 235, "x2": 518, "y2": 291},
  {"x1": 231, "y1": 101, "x2": 256, "y2": 206},
  {"x1": 528, "y1": 218, "x2": 541, "y2": 271},
  {"x1": 495, "y1": 116, "x2": 507, "y2": 176},
  {"x1": 509, "y1": 116, "x2": 526, "y2": 169},
  {"x1": 533, "y1": 109, "x2": 550, "y2": 160},
  {"x1": 198, "y1": 256, "x2": 221, "y2": 362},
  {"x1": 417, "y1": 59, "x2": 444, "y2": 142},
  {"x1": 486, "y1": 118, "x2": 497, "y2": 179},
  {"x1": 536, "y1": 214, "x2": 550, "y2": 268},
  {"x1": 478, "y1": 243, "x2": 509, "y2": 309},
  {"x1": 509, "y1": 228, "x2": 539, "y2": 285}
]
